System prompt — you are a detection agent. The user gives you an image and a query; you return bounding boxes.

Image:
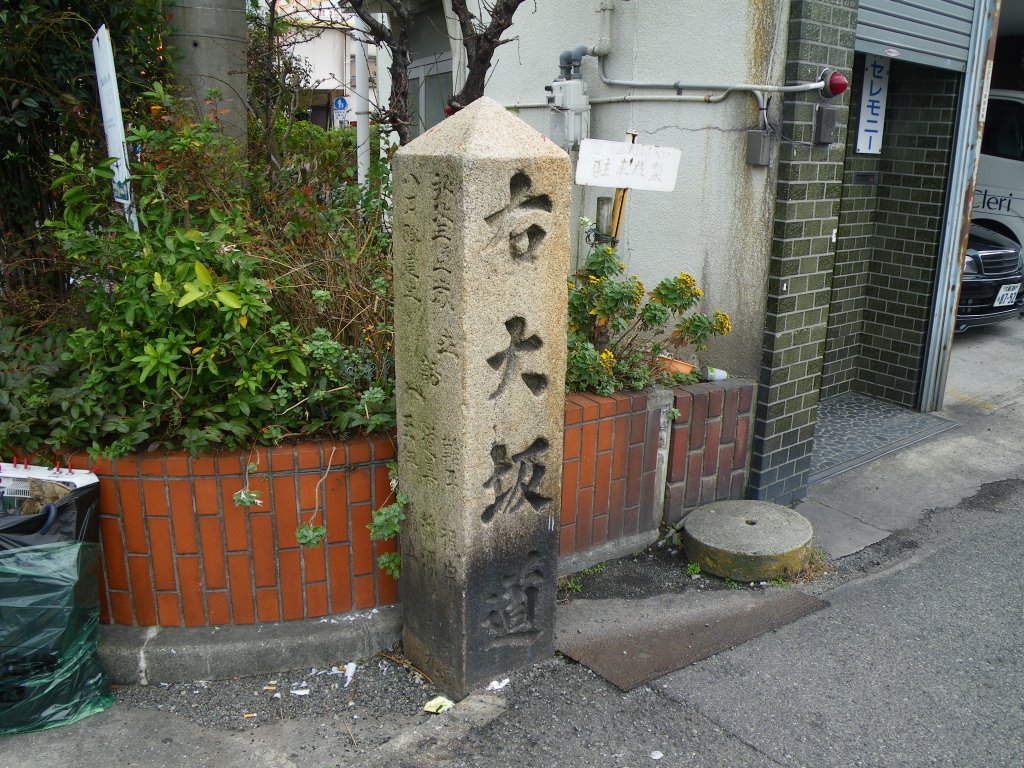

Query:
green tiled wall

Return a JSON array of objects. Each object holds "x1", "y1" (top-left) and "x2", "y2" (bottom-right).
[
  {"x1": 822, "y1": 57, "x2": 959, "y2": 406},
  {"x1": 857, "y1": 61, "x2": 958, "y2": 405},
  {"x1": 748, "y1": 0, "x2": 857, "y2": 504}
]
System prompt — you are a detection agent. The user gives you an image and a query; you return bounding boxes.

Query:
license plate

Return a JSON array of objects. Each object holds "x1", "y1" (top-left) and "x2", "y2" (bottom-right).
[{"x1": 994, "y1": 283, "x2": 1021, "y2": 307}]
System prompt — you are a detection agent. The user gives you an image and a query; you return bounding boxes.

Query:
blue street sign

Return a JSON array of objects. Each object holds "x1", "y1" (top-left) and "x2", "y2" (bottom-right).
[{"x1": 333, "y1": 96, "x2": 348, "y2": 111}]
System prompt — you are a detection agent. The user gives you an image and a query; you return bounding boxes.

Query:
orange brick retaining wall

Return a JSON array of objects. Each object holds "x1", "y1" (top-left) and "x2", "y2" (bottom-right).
[
  {"x1": 559, "y1": 390, "x2": 667, "y2": 561},
  {"x1": 88, "y1": 436, "x2": 398, "y2": 627},
  {"x1": 85, "y1": 382, "x2": 754, "y2": 627},
  {"x1": 664, "y1": 381, "x2": 755, "y2": 525}
]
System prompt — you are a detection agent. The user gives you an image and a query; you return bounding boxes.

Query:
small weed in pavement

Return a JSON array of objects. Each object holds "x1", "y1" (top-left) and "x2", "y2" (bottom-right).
[{"x1": 557, "y1": 563, "x2": 608, "y2": 603}]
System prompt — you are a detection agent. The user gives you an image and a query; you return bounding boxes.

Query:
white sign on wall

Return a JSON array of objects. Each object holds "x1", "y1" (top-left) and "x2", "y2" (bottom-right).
[
  {"x1": 575, "y1": 138, "x2": 681, "y2": 192},
  {"x1": 856, "y1": 54, "x2": 890, "y2": 154},
  {"x1": 92, "y1": 25, "x2": 133, "y2": 207}
]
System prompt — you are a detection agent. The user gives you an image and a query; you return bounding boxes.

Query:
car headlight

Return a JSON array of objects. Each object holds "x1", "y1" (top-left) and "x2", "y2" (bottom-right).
[{"x1": 963, "y1": 255, "x2": 978, "y2": 275}]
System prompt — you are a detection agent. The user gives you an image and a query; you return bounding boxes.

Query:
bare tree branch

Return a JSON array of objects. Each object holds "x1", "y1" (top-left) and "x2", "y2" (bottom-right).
[
  {"x1": 346, "y1": 0, "x2": 414, "y2": 144},
  {"x1": 447, "y1": 0, "x2": 527, "y2": 112}
]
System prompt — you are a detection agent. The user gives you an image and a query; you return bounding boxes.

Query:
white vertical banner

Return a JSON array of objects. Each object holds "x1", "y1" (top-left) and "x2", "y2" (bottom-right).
[
  {"x1": 92, "y1": 25, "x2": 135, "y2": 223},
  {"x1": 857, "y1": 54, "x2": 890, "y2": 154}
]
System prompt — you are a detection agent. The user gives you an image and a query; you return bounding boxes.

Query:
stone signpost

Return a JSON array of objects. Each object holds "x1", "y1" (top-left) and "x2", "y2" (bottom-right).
[{"x1": 393, "y1": 97, "x2": 570, "y2": 697}]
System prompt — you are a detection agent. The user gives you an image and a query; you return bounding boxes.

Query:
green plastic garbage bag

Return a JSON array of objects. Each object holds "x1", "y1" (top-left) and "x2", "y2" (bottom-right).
[{"x1": 0, "y1": 542, "x2": 113, "y2": 734}]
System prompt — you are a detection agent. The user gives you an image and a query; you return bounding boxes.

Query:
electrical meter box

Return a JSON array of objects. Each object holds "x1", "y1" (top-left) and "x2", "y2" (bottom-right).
[{"x1": 546, "y1": 78, "x2": 590, "y2": 150}]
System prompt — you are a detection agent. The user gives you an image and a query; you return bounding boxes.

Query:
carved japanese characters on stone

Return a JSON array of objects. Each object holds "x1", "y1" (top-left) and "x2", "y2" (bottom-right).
[
  {"x1": 393, "y1": 96, "x2": 569, "y2": 697},
  {"x1": 481, "y1": 552, "x2": 544, "y2": 640},
  {"x1": 487, "y1": 317, "x2": 548, "y2": 400},
  {"x1": 485, "y1": 171, "x2": 552, "y2": 263},
  {"x1": 482, "y1": 438, "x2": 551, "y2": 522}
]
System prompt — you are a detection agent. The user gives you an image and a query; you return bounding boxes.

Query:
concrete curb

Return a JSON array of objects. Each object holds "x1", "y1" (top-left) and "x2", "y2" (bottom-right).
[{"x1": 97, "y1": 605, "x2": 403, "y2": 685}]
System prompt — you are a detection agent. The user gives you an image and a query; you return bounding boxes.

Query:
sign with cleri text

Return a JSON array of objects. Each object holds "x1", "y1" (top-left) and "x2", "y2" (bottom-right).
[{"x1": 575, "y1": 138, "x2": 681, "y2": 191}]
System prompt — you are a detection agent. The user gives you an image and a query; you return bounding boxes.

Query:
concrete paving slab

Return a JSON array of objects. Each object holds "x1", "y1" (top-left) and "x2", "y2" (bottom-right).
[
  {"x1": 0, "y1": 707, "x2": 316, "y2": 768},
  {"x1": 558, "y1": 590, "x2": 826, "y2": 691},
  {"x1": 794, "y1": 499, "x2": 891, "y2": 558}
]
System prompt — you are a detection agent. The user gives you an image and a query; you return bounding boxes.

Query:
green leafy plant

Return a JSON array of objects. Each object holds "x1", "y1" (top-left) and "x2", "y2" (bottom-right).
[
  {"x1": 557, "y1": 561, "x2": 609, "y2": 602},
  {"x1": 368, "y1": 462, "x2": 406, "y2": 578},
  {"x1": 0, "y1": 86, "x2": 396, "y2": 461},
  {"x1": 566, "y1": 239, "x2": 731, "y2": 396},
  {"x1": 725, "y1": 578, "x2": 740, "y2": 590},
  {"x1": 557, "y1": 574, "x2": 584, "y2": 598},
  {"x1": 0, "y1": 318, "x2": 74, "y2": 456},
  {"x1": 0, "y1": 1, "x2": 169, "y2": 320},
  {"x1": 296, "y1": 522, "x2": 328, "y2": 548},
  {"x1": 686, "y1": 561, "x2": 702, "y2": 576}
]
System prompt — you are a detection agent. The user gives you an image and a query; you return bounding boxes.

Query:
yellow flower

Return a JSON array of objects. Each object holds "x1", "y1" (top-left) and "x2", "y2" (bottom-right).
[
  {"x1": 599, "y1": 348, "x2": 615, "y2": 374},
  {"x1": 588, "y1": 275, "x2": 600, "y2": 284},
  {"x1": 676, "y1": 272, "x2": 698, "y2": 291},
  {"x1": 714, "y1": 309, "x2": 732, "y2": 335}
]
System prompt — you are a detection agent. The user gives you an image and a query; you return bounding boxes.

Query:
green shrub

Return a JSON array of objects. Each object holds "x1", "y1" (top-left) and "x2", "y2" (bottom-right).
[
  {"x1": 0, "y1": 319, "x2": 74, "y2": 457},
  {"x1": 566, "y1": 239, "x2": 731, "y2": 396},
  {"x1": 0, "y1": 86, "x2": 394, "y2": 461}
]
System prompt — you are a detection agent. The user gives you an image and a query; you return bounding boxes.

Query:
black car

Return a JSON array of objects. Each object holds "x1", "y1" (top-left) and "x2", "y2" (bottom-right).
[{"x1": 956, "y1": 224, "x2": 1024, "y2": 331}]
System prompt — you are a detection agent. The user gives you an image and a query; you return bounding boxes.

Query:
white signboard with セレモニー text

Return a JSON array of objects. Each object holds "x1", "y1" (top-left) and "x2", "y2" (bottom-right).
[
  {"x1": 575, "y1": 138, "x2": 681, "y2": 191},
  {"x1": 857, "y1": 54, "x2": 890, "y2": 154}
]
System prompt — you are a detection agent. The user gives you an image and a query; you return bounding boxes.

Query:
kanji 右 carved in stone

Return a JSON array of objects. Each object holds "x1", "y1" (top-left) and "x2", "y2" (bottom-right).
[{"x1": 485, "y1": 171, "x2": 552, "y2": 263}]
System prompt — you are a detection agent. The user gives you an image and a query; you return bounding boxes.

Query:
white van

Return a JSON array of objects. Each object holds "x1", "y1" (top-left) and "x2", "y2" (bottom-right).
[{"x1": 973, "y1": 89, "x2": 1024, "y2": 245}]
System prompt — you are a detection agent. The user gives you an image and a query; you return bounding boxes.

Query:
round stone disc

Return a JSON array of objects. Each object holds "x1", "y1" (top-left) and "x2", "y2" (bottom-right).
[{"x1": 681, "y1": 500, "x2": 813, "y2": 581}]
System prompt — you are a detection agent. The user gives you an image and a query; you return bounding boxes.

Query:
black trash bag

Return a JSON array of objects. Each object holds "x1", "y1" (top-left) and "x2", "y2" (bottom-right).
[{"x1": 0, "y1": 483, "x2": 112, "y2": 734}]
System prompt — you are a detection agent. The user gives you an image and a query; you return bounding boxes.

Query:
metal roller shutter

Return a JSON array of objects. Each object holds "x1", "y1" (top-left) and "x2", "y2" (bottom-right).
[{"x1": 856, "y1": 0, "x2": 975, "y2": 71}]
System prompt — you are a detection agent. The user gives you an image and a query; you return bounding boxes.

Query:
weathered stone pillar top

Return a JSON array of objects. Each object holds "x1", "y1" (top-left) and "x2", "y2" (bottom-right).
[{"x1": 395, "y1": 96, "x2": 568, "y2": 161}]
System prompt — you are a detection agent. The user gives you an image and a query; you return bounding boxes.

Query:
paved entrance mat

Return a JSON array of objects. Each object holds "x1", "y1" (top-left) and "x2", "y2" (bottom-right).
[
  {"x1": 810, "y1": 392, "x2": 955, "y2": 484},
  {"x1": 556, "y1": 590, "x2": 827, "y2": 691}
]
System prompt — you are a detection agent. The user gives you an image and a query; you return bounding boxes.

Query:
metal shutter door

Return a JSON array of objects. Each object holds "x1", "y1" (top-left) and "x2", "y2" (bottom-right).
[{"x1": 856, "y1": 0, "x2": 975, "y2": 71}]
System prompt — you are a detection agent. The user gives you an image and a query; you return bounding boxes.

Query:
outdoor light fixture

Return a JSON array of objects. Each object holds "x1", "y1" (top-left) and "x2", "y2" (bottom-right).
[{"x1": 820, "y1": 69, "x2": 850, "y2": 98}]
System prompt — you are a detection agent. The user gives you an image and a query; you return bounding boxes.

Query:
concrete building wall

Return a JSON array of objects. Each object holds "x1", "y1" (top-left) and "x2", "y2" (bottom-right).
[
  {"x1": 477, "y1": 0, "x2": 792, "y2": 378},
  {"x1": 293, "y1": 27, "x2": 349, "y2": 92}
]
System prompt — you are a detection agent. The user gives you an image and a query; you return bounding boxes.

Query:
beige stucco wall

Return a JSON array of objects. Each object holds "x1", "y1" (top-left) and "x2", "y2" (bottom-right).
[{"x1": 473, "y1": 0, "x2": 791, "y2": 377}]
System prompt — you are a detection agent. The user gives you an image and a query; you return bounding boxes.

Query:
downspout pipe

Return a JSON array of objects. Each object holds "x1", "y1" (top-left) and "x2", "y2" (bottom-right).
[
  {"x1": 353, "y1": 15, "x2": 371, "y2": 186},
  {"x1": 588, "y1": 0, "x2": 614, "y2": 58}
]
